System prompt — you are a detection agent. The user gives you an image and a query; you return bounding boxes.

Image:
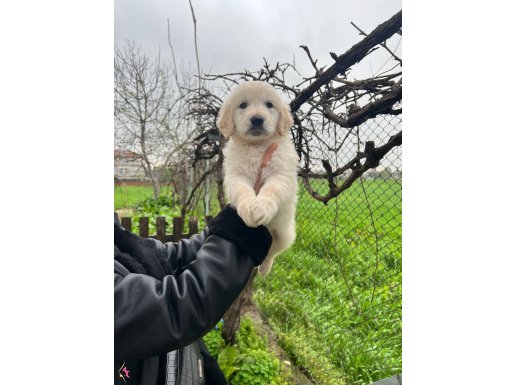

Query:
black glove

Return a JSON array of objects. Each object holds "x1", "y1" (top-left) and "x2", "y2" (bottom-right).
[{"x1": 208, "y1": 205, "x2": 272, "y2": 266}]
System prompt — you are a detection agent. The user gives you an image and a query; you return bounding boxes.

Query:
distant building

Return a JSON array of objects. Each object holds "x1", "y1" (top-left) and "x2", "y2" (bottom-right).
[
  {"x1": 114, "y1": 149, "x2": 147, "y2": 180},
  {"x1": 363, "y1": 166, "x2": 402, "y2": 180}
]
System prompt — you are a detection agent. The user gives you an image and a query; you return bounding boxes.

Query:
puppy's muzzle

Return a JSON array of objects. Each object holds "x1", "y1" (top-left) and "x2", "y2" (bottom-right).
[{"x1": 248, "y1": 116, "x2": 265, "y2": 136}]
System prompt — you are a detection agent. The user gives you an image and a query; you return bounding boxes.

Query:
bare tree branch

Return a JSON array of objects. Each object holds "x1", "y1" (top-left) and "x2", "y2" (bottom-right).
[
  {"x1": 114, "y1": 40, "x2": 196, "y2": 199},
  {"x1": 351, "y1": 21, "x2": 402, "y2": 65},
  {"x1": 179, "y1": 11, "x2": 402, "y2": 206},
  {"x1": 322, "y1": 80, "x2": 402, "y2": 128},
  {"x1": 290, "y1": 10, "x2": 401, "y2": 112},
  {"x1": 300, "y1": 131, "x2": 402, "y2": 204}
]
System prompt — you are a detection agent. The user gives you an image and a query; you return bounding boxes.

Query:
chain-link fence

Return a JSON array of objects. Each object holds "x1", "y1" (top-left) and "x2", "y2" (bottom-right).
[
  {"x1": 114, "y1": 112, "x2": 402, "y2": 385},
  {"x1": 255, "y1": 112, "x2": 402, "y2": 385}
]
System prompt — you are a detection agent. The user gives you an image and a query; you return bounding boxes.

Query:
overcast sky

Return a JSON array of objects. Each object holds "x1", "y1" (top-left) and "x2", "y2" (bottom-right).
[
  {"x1": 114, "y1": 0, "x2": 403, "y2": 171},
  {"x1": 115, "y1": 0, "x2": 402, "y2": 83}
]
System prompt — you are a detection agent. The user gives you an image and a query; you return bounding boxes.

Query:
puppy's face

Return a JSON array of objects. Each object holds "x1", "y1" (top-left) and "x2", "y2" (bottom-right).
[
  {"x1": 216, "y1": 81, "x2": 293, "y2": 141},
  {"x1": 232, "y1": 88, "x2": 279, "y2": 141}
]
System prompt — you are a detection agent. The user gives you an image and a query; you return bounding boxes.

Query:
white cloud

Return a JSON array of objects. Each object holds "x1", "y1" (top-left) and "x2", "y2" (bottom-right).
[{"x1": 115, "y1": 0, "x2": 401, "y2": 79}]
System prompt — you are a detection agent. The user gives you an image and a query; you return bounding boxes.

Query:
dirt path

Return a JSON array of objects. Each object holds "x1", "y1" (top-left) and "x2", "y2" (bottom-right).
[{"x1": 245, "y1": 305, "x2": 315, "y2": 385}]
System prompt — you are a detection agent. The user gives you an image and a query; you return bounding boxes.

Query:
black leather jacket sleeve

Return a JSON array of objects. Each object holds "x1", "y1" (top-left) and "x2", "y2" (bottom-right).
[
  {"x1": 155, "y1": 229, "x2": 209, "y2": 275},
  {"x1": 114, "y1": 234, "x2": 255, "y2": 361}
]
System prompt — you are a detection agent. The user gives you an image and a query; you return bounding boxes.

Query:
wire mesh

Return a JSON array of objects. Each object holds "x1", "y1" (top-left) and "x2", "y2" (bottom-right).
[{"x1": 256, "y1": 111, "x2": 402, "y2": 385}]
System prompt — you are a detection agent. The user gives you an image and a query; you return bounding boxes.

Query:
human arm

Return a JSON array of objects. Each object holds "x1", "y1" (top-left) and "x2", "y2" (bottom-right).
[
  {"x1": 114, "y1": 206, "x2": 271, "y2": 361},
  {"x1": 157, "y1": 229, "x2": 209, "y2": 275}
]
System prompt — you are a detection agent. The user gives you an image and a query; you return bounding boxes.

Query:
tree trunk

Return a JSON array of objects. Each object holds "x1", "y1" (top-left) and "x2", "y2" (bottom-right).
[
  {"x1": 150, "y1": 171, "x2": 161, "y2": 200},
  {"x1": 216, "y1": 148, "x2": 226, "y2": 209},
  {"x1": 222, "y1": 268, "x2": 258, "y2": 344}
]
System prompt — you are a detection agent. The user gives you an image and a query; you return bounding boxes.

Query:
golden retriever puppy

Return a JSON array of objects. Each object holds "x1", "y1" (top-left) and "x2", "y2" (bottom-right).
[{"x1": 216, "y1": 81, "x2": 298, "y2": 275}]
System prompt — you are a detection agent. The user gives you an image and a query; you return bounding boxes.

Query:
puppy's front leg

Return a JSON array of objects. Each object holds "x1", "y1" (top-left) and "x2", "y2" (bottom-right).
[
  {"x1": 227, "y1": 179, "x2": 259, "y2": 227},
  {"x1": 250, "y1": 175, "x2": 290, "y2": 226}
]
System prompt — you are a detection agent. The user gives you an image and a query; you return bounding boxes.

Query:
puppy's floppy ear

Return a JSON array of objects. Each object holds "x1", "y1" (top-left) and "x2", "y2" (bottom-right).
[
  {"x1": 277, "y1": 102, "x2": 294, "y2": 136},
  {"x1": 216, "y1": 102, "x2": 235, "y2": 138}
]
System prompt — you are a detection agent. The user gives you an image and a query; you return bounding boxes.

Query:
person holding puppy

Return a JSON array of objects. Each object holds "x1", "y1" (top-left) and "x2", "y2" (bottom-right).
[{"x1": 114, "y1": 205, "x2": 272, "y2": 385}]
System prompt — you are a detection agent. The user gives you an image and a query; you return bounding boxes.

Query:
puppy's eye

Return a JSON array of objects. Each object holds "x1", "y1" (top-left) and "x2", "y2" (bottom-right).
[
  {"x1": 266, "y1": 101, "x2": 274, "y2": 108},
  {"x1": 239, "y1": 102, "x2": 248, "y2": 109}
]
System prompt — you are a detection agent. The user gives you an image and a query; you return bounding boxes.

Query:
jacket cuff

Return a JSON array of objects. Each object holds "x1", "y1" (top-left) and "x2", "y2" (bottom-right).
[{"x1": 208, "y1": 205, "x2": 272, "y2": 265}]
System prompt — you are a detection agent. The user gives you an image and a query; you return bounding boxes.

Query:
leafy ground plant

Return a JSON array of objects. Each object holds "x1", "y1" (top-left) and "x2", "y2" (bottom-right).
[
  {"x1": 123, "y1": 195, "x2": 208, "y2": 235},
  {"x1": 204, "y1": 317, "x2": 291, "y2": 385}
]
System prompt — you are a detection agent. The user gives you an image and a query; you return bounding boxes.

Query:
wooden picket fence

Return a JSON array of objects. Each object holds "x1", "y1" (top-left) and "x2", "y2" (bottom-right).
[{"x1": 120, "y1": 216, "x2": 213, "y2": 242}]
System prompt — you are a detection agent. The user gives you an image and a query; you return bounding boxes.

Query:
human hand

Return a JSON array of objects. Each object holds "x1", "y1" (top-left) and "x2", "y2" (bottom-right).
[{"x1": 208, "y1": 205, "x2": 273, "y2": 265}]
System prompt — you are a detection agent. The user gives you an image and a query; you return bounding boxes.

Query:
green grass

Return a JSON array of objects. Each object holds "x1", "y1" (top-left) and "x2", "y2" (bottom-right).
[
  {"x1": 114, "y1": 178, "x2": 402, "y2": 385},
  {"x1": 114, "y1": 184, "x2": 172, "y2": 210},
  {"x1": 254, "y1": 178, "x2": 402, "y2": 385}
]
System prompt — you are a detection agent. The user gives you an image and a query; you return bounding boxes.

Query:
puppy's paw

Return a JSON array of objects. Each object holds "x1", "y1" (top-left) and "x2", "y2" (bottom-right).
[
  {"x1": 237, "y1": 199, "x2": 259, "y2": 227},
  {"x1": 250, "y1": 198, "x2": 277, "y2": 226}
]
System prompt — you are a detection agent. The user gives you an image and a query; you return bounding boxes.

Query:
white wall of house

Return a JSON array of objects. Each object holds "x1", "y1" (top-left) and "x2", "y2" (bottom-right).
[{"x1": 114, "y1": 150, "x2": 147, "y2": 180}]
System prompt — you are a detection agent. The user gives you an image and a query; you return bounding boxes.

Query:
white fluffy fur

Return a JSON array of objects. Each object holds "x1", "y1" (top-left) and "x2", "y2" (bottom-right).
[{"x1": 216, "y1": 81, "x2": 298, "y2": 275}]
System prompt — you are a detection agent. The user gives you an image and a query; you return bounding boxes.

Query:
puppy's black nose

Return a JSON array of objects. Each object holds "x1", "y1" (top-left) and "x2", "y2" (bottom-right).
[{"x1": 250, "y1": 116, "x2": 264, "y2": 126}]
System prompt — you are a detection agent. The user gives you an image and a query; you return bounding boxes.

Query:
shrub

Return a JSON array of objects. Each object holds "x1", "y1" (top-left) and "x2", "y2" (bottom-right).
[
  {"x1": 231, "y1": 349, "x2": 280, "y2": 385},
  {"x1": 204, "y1": 316, "x2": 291, "y2": 385},
  {"x1": 203, "y1": 321, "x2": 225, "y2": 358},
  {"x1": 131, "y1": 196, "x2": 207, "y2": 234}
]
